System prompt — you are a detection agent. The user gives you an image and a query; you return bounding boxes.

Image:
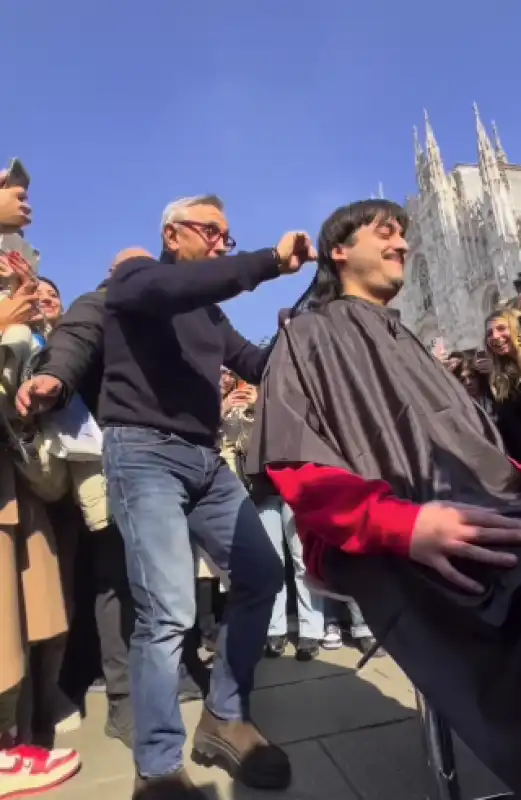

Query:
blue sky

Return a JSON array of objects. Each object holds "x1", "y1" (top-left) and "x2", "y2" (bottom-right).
[{"x1": 2, "y1": 0, "x2": 520, "y2": 342}]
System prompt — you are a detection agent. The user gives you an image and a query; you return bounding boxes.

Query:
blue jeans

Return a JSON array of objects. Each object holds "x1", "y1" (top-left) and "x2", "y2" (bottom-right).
[
  {"x1": 257, "y1": 497, "x2": 324, "y2": 639},
  {"x1": 103, "y1": 427, "x2": 283, "y2": 778},
  {"x1": 324, "y1": 597, "x2": 370, "y2": 639}
]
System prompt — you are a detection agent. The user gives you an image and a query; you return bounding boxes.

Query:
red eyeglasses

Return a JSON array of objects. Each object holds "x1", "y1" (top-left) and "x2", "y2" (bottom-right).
[{"x1": 173, "y1": 220, "x2": 236, "y2": 252}]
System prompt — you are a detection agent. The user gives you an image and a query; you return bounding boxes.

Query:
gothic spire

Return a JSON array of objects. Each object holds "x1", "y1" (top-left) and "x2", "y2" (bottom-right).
[
  {"x1": 491, "y1": 120, "x2": 508, "y2": 164},
  {"x1": 413, "y1": 125, "x2": 423, "y2": 162},
  {"x1": 473, "y1": 102, "x2": 500, "y2": 188},
  {"x1": 423, "y1": 109, "x2": 445, "y2": 187}
]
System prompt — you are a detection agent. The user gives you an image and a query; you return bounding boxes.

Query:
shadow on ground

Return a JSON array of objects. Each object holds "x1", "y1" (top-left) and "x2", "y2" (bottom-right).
[{"x1": 53, "y1": 646, "x2": 507, "y2": 800}]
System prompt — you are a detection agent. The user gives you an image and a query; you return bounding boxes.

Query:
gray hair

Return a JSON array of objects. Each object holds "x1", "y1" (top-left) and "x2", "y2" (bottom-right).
[{"x1": 161, "y1": 194, "x2": 224, "y2": 232}]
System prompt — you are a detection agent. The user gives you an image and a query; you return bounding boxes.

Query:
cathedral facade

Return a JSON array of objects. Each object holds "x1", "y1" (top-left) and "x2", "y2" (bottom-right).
[{"x1": 394, "y1": 106, "x2": 521, "y2": 351}]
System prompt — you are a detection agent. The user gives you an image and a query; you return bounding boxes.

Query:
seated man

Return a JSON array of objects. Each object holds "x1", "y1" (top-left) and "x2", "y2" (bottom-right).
[{"x1": 247, "y1": 198, "x2": 521, "y2": 795}]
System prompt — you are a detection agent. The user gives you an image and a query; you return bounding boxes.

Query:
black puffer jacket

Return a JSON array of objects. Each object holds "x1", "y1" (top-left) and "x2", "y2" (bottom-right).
[{"x1": 35, "y1": 282, "x2": 107, "y2": 419}]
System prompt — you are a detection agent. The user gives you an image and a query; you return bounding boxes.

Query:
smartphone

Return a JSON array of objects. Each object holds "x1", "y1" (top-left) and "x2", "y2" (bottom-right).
[
  {"x1": 5, "y1": 158, "x2": 30, "y2": 190},
  {"x1": 0, "y1": 233, "x2": 39, "y2": 274}
]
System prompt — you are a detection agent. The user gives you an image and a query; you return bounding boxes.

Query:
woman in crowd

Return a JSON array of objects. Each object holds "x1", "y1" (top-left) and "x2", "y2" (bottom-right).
[
  {"x1": 0, "y1": 259, "x2": 80, "y2": 797},
  {"x1": 485, "y1": 307, "x2": 521, "y2": 460},
  {"x1": 449, "y1": 350, "x2": 496, "y2": 415}
]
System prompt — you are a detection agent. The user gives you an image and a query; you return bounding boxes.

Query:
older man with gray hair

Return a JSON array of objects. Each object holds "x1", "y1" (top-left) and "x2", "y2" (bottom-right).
[{"x1": 96, "y1": 195, "x2": 315, "y2": 798}]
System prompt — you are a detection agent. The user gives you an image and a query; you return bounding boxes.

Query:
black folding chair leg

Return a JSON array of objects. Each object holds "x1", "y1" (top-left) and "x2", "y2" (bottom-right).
[{"x1": 416, "y1": 690, "x2": 462, "y2": 800}]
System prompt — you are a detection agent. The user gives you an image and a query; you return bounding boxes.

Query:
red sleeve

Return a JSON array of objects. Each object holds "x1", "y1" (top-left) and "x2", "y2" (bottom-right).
[{"x1": 266, "y1": 463, "x2": 419, "y2": 557}]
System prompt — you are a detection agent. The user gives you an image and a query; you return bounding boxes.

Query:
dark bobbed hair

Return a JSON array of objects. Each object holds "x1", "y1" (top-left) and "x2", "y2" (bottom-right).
[
  {"x1": 38, "y1": 276, "x2": 61, "y2": 297},
  {"x1": 291, "y1": 199, "x2": 409, "y2": 315}
]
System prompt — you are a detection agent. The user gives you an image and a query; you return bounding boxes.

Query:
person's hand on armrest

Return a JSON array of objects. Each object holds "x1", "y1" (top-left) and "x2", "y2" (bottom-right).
[{"x1": 267, "y1": 464, "x2": 521, "y2": 595}]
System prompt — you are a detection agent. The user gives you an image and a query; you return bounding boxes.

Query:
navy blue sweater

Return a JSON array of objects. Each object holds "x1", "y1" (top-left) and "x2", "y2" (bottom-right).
[{"x1": 99, "y1": 248, "x2": 280, "y2": 446}]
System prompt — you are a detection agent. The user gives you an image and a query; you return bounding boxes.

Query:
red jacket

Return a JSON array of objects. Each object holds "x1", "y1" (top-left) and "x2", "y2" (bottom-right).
[{"x1": 266, "y1": 464, "x2": 420, "y2": 581}]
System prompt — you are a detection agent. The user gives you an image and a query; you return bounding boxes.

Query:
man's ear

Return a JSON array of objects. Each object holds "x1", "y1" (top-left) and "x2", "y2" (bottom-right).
[
  {"x1": 330, "y1": 244, "x2": 349, "y2": 266},
  {"x1": 162, "y1": 223, "x2": 179, "y2": 254}
]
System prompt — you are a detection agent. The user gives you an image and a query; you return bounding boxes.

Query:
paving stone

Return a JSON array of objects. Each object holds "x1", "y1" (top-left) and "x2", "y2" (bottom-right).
[{"x1": 321, "y1": 718, "x2": 508, "y2": 800}]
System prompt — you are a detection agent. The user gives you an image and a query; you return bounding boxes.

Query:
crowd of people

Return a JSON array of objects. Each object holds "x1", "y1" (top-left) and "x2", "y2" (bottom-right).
[{"x1": 2, "y1": 169, "x2": 521, "y2": 799}]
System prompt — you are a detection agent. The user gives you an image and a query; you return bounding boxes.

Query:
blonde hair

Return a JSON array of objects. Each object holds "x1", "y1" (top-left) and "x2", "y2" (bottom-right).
[{"x1": 485, "y1": 308, "x2": 521, "y2": 401}]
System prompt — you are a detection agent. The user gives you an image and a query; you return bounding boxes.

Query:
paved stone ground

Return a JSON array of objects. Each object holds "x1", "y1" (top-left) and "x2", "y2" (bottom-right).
[{"x1": 52, "y1": 643, "x2": 506, "y2": 800}]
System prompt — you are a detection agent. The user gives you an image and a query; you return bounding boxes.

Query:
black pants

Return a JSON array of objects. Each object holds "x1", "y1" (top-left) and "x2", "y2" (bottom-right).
[
  {"x1": 61, "y1": 523, "x2": 210, "y2": 703},
  {"x1": 91, "y1": 525, "x2": 134, "y2": 698},
  {"x1": 60, "y1": 522, "x2": 133, "y2": 701}
]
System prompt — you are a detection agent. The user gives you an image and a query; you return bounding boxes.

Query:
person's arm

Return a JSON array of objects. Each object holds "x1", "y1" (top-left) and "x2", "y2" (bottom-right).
[
  {"x1": 220, "y1": 313, "x2": 271, "y2": 385},
  {"x1": 266, "y1": 463, "x2": 419, "y2": 556},
  {"x1": 35, "y1": 290, "x2": 104, "y2": 403},
  {"x1": 107, "y1": 249, "x2": 280, "y2": 316}
]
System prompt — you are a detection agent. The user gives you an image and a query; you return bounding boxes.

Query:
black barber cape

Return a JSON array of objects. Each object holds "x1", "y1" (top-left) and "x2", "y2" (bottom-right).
[{"x1": 247, "y1": 296, "x2": 521, "y2": 793}]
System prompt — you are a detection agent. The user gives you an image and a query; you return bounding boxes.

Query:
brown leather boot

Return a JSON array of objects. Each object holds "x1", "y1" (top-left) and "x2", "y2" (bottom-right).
[
  {"x1": 133, "y1": 768, "x2": 206, "y2": 799},
  {"x1": 192, "y1": 707, "x2": 291, "y2": 790}
]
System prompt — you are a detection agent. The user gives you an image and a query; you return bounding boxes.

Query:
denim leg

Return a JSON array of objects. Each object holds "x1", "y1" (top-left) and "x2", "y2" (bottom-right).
[
  {"x1": 103, "y1": 427, "x2": 202, "y2": 778},
  {"x1": 257, "y1": 497, "x2": 288, "y2": 637},
  {"x1": 346, "y1": 597, "x2": 371, "y2": 639},
  {"x1": 280, "y1": 503, "x2": 324, "y2": 639},
  {"x1": 187, "y1": 461, "x2": 283, "y2": 721},
  {"x1": 324, "y1": 597, "x2": 344, "y2": 625}
]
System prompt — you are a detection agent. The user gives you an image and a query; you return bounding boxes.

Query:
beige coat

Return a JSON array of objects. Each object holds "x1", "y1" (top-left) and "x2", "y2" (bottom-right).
[{"x1": 0, "y1": 458, "x2": 68, "y2": 694}]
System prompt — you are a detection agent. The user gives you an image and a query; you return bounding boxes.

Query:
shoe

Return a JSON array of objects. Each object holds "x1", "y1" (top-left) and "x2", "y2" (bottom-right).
[
  {"x1": 192, "y1": 707, "x2": 291, "y2": 790},
  {"x1": 88, "y1": 677, "x2": 107, "y2": 694},
  {"x1": 295, "y1": 638, "x2": 320, "y2": 662},
  {"x1": 201, "y1": 625, "x2": 219, "y2": 653},
  {"x1": 356, "y1": 636, "x2": 385, "y2": 658},
  {"x1": 54, "y1": 710, "x2": 82, "y2": 735},
  {"x1": 179, "y1": 673, "x2": 204, "y2": 705},
  {"x1": 105, "y1": 695, "x2": 134, "y2": 749},
  {"x1": 264, "y1": 635, "x2": 287, "y2": 658},
  {"x1": 0, "y1": 745, "x2": 80, "y2": 799},
  {"x1": 321, "y1": 622, "x2": 343, "y2": 651},
  {"x1": 133, "y1": 768, "x2": 206, "y2": 799}
]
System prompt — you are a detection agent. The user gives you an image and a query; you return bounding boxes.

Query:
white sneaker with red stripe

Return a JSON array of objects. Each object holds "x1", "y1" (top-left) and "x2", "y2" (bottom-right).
[{"x1": 0, "y1": 745, "x2": 80, "y2": 798}]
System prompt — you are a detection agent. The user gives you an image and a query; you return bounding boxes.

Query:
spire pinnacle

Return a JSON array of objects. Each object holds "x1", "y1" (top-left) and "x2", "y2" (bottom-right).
[
  {"x1": 492, "y1": 120, "x2": 508, "y2": 164},
  {"x1": 422, "y1": 110, "x2": 445, "y2": 185},
  {"x1": 413, "y1": 125, "x2": 423, "y2": 161}
]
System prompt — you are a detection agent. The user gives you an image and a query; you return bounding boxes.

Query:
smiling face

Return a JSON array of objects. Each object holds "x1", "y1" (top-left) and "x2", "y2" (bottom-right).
[
  {"x1": 331, "y1": 215, "x2": 409, "y2": 305},
  {"x1": 37, "y1": 279, "x2": 62, "y2": 325},
  {"x1": 486, "y1": 316, "x2": 516, "y2": 358}
]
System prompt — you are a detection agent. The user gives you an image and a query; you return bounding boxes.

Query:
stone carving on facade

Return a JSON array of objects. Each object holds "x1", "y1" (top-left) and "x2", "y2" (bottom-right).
[{"x1": 395, "y1": 106, "x2": 521, "y2": 350}]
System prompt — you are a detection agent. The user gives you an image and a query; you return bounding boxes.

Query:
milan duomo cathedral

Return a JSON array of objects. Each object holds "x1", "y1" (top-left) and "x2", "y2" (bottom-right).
[{"x1": 395, "y1": 105, "x2": 521, "y2": 351}]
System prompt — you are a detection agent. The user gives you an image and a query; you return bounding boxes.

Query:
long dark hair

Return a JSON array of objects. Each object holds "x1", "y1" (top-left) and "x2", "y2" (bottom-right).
[{"x1": 290, "y1": 199, "x2": 409, "y2": 316}]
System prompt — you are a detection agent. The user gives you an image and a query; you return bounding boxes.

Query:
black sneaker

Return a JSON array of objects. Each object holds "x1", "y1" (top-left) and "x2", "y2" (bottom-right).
[
  {"x1": 295, "y1": 638, "x2": 320, "y2": 662},
  {"x1": 265, "y1": 635, "x2": 287, "y2": 658},
  {"x1": 105, "y1": 695, "x2": 134, "y2": 749}
]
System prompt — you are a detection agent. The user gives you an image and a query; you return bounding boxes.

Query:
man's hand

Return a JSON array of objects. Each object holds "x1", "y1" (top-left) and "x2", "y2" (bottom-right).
[
  {"x1": 109, "y1": 247, "x2": 153, "y2": 276},
  {"x1": 16, "y1": 374, "x2": 64, "y2": 418},
  {"x1": 0, "y1": 171, "x2": 31, "y2": 232},
  {"x1": 276, "y1": 232, "x2": 317, "y2": 274},
  {"x1": 410, "y1": 502, "x2": 521, "y2": 593},
  {"x1": 222, "y1": 386, "x2": 257, "y2": 414}
]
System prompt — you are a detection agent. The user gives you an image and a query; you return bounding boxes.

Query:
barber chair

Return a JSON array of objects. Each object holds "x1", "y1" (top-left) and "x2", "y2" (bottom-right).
[{"x1": 304, "y1": 575, "x2": 513, "y2": 800}]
